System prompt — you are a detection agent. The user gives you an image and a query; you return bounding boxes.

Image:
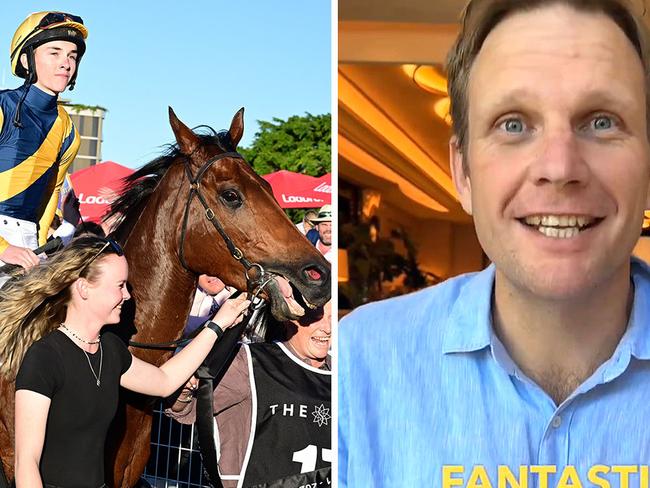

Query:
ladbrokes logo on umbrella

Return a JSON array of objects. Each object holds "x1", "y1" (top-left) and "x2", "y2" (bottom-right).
[
  {"x1": 443, "y1": 465, "x2": 650, "y2": 487},
  {"x1": 313, "y1": 182, "x2": 331, "y2": 193},
  {"x1": 281, "y1": 194, "x2": 326, "y2": 205},
  {"x1": 78, "y1": 192, "x2": 110, "y2": 205}
]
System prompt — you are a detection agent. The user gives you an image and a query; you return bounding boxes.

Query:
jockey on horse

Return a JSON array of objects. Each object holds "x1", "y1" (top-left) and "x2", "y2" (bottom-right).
[{"x1": 0, "y1": 12, "x2": 86, "y2": 277}]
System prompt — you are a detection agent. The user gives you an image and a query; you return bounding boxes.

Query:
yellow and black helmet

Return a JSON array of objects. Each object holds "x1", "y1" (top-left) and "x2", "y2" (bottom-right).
[{"x1": 10, "y1": 12, "x2": 88, "y2": 85}]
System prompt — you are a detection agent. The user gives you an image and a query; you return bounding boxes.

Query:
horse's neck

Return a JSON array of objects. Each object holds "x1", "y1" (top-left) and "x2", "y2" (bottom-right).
[{"x1": 124, "y1": 184, "x2": 197, "y2": 342}]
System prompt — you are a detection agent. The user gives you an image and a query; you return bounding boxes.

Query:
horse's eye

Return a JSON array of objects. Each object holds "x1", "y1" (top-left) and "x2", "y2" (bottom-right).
[{"x1": 221, "y1": 189, "x2": 242, "y2": 208}]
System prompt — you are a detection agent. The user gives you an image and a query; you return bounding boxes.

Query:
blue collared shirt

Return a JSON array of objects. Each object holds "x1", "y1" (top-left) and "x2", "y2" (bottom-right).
[{"x1": 339, "y1": 260, "x2": 650, "y2": 487}]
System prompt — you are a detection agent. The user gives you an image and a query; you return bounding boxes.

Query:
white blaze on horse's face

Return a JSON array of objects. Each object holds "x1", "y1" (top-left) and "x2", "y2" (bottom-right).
[{"x1": 86, "y1": 254, "x2": 130, "y2": 324}]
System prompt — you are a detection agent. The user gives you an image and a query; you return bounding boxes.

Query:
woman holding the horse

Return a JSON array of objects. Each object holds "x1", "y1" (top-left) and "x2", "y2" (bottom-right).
[{"x1": 0, "y1": 235, "x2": 250, "y2": 487}]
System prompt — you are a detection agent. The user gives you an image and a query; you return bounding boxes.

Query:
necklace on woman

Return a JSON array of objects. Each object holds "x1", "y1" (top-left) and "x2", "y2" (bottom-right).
[
  {"x1": 82, "y1": 341, "x2": 103, "y2": 387},
  {"x1": 60, "y1": 323, "x2": 100, "y2": 345},
  {"x1": 60, "y1": 324, "x2": 103, "y2": 386}
]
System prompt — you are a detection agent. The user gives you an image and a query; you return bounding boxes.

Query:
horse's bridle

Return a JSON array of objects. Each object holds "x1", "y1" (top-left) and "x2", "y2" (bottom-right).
[
  {"x1": 128, "y1": 150, "x2": 272, "y2": 351},
  {"x1": 179, "y1": 151, "x2": 251, "y2": 270},
  {"x1": 178, "y1": 150, "x2": 276, "y2": 292}
]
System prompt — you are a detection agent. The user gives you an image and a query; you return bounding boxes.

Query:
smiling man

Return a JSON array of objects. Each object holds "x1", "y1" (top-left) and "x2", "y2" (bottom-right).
[
  {"x1": 339, "y1": 1, "x2": 650, "y2": 486},
  {"x1": 0, "y1": 12, "x2": 85, "y2": 272},
  {"x1": 308, "y1": 204, "x2": 333, "y2": 262}
]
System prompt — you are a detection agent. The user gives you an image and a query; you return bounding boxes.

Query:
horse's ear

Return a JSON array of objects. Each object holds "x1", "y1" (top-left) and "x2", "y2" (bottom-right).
[
  {"x1": 229, "y1": 108, "x2": 244, "y2": 149},
  {"x1": 169, "y1": 107, "x2": 200, "y2": 156}
]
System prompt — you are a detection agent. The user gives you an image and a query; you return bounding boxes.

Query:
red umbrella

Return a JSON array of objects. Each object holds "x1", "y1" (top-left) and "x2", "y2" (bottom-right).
[
  {"x1": 262, "y1": 170, "x2": 331, "y2": 208},
  {"x1": 70, "y1": 161, "x2": 134, "y2": 222},
  {"x1": 295, "y1": 173, "x2": 331, "y2": 202}
]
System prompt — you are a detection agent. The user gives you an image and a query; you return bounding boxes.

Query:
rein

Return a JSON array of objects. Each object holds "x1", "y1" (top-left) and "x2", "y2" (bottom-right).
[{"x1": 127, "y1": 293, "x2": 268, "y2": 350}]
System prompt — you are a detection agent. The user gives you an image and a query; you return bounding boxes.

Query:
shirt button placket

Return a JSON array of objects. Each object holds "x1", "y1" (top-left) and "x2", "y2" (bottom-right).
[{"x1": 536, "y1": 408, "x2": 572, "y2": 488}]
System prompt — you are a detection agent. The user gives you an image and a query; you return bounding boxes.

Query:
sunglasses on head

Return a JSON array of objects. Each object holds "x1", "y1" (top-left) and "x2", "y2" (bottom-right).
[
  {"x1": 11, "y1": 12, "x2": 85, "y2": 60},
  {"x1": 37, "y1": 12, "x2": 84, "y2": 29},
  {"x1": 80, "y1": 238, "x2": 124, "y2": 274}
]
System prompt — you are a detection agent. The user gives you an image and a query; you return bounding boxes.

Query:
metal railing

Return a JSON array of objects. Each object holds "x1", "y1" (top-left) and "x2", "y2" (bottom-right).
[{"x1": 140, "y1": 402, "x2": 211, "y2": 488}]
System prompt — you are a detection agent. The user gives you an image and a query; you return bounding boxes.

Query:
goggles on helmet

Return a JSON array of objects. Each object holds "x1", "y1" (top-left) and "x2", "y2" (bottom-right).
[{"x1": 11, "y1": 12, "x2": 85, "y2": 60}]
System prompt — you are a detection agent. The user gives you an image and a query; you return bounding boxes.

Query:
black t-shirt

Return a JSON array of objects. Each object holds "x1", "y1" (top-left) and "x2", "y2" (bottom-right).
[{"x1": 15, "y1": 330, "x2": 132, "y2": 487}]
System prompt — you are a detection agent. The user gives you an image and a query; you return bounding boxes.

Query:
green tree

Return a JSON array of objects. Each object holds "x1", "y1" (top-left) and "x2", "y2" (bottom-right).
[{"x1": 241, "y1": 113, "x2": 331, "y2": 177}]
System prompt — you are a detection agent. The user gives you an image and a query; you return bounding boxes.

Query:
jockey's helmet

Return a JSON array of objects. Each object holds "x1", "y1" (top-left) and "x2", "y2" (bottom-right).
[{"x1": 10, "y1": 12, "x2": 88, "y2": 88}]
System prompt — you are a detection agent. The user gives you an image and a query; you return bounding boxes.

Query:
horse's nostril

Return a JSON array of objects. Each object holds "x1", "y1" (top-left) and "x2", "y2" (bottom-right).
[{"x1": 305, "y1": 267, "x2": 322, "y2": 281}]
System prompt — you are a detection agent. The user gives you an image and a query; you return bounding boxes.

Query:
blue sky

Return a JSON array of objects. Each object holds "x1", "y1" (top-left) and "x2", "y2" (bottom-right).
[{"x1": 0, "y1": 1, "x2": 331, "y2": 168}]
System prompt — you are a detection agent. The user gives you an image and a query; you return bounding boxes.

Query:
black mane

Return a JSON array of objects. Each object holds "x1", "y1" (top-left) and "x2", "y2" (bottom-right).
[{"x1": 105, "y1": 127, "x2": 236, "y2": 243}]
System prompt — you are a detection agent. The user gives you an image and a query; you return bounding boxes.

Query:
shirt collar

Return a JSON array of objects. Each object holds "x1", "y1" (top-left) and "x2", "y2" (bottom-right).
[
  {"x1": 621, "y1": 257, "x2": 650, "y2": 360},
  {"x1": 23, "y1": 84, "x2": 58, "y2": 112},
  {"x1": 442, "y1": 264, "x2": 495, "y2": 354},
  {"x1": 441, "y1": 259, "x2": 650, "y2": 361}
]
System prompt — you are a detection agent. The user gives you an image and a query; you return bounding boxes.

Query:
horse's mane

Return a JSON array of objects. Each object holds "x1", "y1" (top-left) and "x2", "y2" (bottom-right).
[{"x1": 105, "y1": 126, "x2": 236, "y2": 243}]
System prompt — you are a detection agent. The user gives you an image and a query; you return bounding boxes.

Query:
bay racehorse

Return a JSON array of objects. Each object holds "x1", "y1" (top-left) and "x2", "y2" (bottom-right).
[{"x1": 0, "y1": 108, "x2": 331, "y2": 487}]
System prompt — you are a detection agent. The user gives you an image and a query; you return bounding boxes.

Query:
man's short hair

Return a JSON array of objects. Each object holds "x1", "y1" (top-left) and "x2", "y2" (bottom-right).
[{"x1": 446, "y1": 0, "x2": 650, "y2": 160}]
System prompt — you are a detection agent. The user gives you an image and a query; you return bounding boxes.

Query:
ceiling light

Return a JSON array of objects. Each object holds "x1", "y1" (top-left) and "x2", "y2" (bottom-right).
[
  {"x1": 402, "y1": 64, "x2": 448, "y2": 95},
  {"x1": 434, "y1": 97, "x2": 452, "y2": 126}
]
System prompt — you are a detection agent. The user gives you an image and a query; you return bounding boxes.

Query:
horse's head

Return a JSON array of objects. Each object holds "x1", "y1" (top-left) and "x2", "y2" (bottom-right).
[{"x1": 168, "y1": 108, "x2": 330, "y2": 321}]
